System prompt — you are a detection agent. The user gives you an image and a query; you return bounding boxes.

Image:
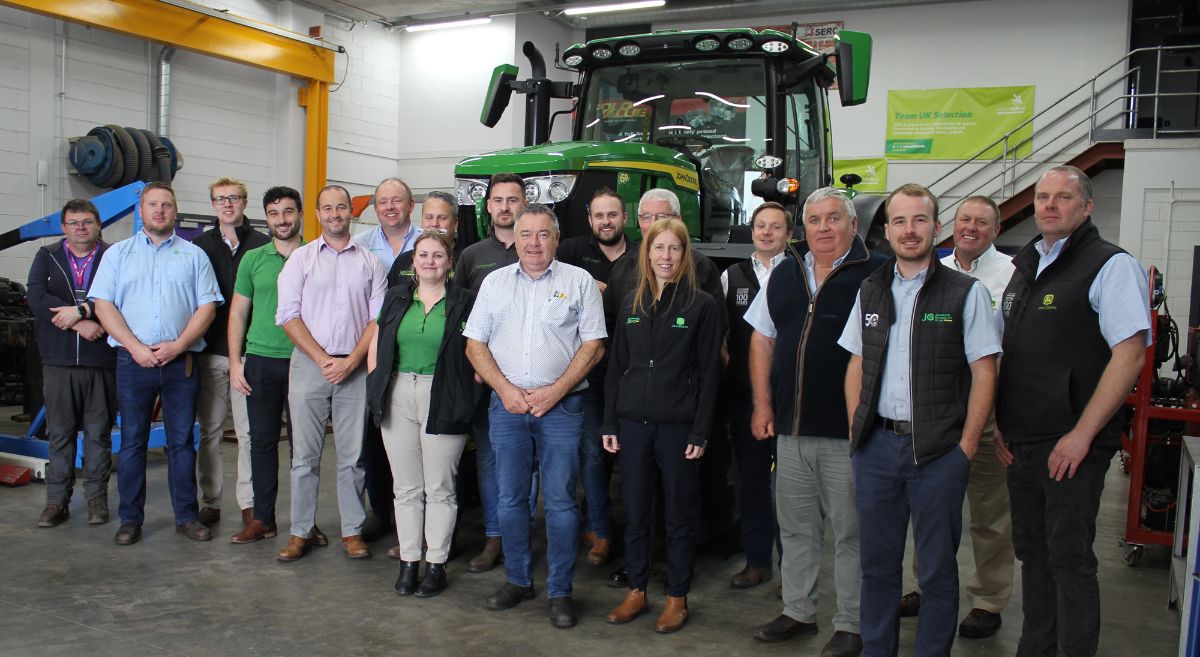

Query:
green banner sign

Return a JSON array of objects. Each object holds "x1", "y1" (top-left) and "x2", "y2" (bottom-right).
[
  {"x1": 833, "y1": 157, "x2": 888, "y2": 193},
  {"x1": 885, "y1": 86, "x2": 1034, "y2": 160}
]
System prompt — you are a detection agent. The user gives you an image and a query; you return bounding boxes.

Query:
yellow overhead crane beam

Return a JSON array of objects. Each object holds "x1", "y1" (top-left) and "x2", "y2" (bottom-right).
[{"x1": 2, "y1": 0, "x2": 339, "y2": 239}]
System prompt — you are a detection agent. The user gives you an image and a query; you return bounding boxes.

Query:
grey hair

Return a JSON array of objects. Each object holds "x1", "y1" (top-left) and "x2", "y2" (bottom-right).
[
  {"x1": 638, "y1": 188, "x2": 681, "y2": 215},
  {"x1": 375, "y1": 177, "x2": 413, "y2": 200},
  {"x1": 802, "y1": 187, "x2": 856, "y2": 222},
  {"x1": 1039, "y1": 165, "x2": 1092, "y2": 204},
  {"x1": 423, "y1": 190, "x2": 458, "y2": 220},
  {"x1": 515, "y1": 203, "x2": 559, "y2": 234}
]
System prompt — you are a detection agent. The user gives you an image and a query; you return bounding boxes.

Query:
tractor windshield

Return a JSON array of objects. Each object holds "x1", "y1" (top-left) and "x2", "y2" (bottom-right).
[{"x1": 578, "y1": 57, "x2": 822, "y2": 235}]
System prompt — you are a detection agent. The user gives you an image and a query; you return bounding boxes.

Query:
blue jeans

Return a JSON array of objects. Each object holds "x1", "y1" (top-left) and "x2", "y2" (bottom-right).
[
  {"x1": 115, "y1": 350, "x2": 200, "y2": 526},
  {"x1": 474, "y1": 396, "x2": 539, "y2": 537},
  {"x1": 853, "y1": 426, "x2": 970, "y2": 657},
  {"x1": 488, "y1": 391, "x2": 583, "y2": 598},
  {"x1": 578, "y1": 385, "x2": 612, "y2": 538}
]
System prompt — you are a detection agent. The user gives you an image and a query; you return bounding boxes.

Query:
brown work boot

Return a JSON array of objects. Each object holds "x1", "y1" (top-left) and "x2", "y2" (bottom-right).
[
  {"x1": 900, "y1": 591, "x2": 921, "y2": 617},
  {"x1": 197, "y1": 506, "x2": 220, "y2": 527},
  {"x1": 311, "y1": 524, "x2": 329, "y2": 547},
  {"x1": 468, "y1": 537, "x2": 503, "y2": 573},
  {"x1": 655, "y1": 595, "x2": 689, "y2": 633},
  {"x1": 38, "y1": 504, "x2": 69, "y2": 527},
  {"x1": 587, "y1": 537, "x2": 613, "y2": 566},
  {"x1": 342, "y1": 534, "x2": 371, "y2": 559},
  {"x1": 276, "y1": 535, "x2": 310, "y2": 562},
  {"x1": 730, "y1": 564, "x2": 773, "y2": 589},
  {"x1": 231, "y1": 519, "x2": 274, "y2": 544},
  {"x1": 607, "y1": 588, "x2": 648, "y2": 624},
  {"x1": 87, "y1": 496, "x2": 109, "y2": 525}
]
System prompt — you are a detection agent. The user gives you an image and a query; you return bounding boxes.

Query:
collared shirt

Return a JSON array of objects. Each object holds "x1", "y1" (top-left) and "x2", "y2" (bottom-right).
[
  {"x1": 557, "y1": 234, "x2": 635, "y2": 285},
  {"x1": 721, "y1": 250, "x2": 786, "y2": 297},
  {"x1": 463, "y1": 260, "x2": 606, "y2": 390},
  {"x1": 838, "y1": 264, "x2": 1001, "y2": 421},
  {"x1": 941, "y1": 244, "x2": 1015, "y2": 308},
  {"x1": 89, "y1": 231, "x2": 223, "y2": 350},
  {"x1": 234, "y1": 239, "x2": 304, "y2": 359},
  {"x1": 275, "y1": 235, "x2": 387, "y2": 355},
  {"x1": 454, "y1": 234, "x2": 518, "y2": 292},
  {"x1": 353, "y1": 222, "x2": 421, "y2": 270},
  {"x1": 744, "y1": 246, "x2": 849, "y2": 339},
  {"x1": 1020, "y1": 237, "x2": 1152, "y2": 348}
]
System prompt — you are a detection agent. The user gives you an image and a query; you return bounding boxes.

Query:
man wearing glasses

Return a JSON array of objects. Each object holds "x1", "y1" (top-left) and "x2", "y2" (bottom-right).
[
  {"x1": 192, "y1": 177, "x2": 268, "y2": 535},
  {"x1": 28, "y1": 199, "x2": 116, "y2": 528}
]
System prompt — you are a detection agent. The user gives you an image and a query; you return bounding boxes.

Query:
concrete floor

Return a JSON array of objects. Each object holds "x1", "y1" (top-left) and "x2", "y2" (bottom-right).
[{"x1": 0, "y1": 440, "x2": 1183, "y2": 657}]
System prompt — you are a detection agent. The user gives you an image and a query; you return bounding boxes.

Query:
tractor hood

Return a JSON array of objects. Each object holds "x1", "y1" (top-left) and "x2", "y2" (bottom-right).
[{"x1": 456, "y1": 141, "x2": 700, "y2": 192}]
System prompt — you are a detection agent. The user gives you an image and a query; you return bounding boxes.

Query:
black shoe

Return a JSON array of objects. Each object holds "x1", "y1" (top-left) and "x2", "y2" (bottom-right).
[
  {"x1": 114, "y1": 524, "x2": 142, "y2": 545},
  {"x1": 900, "y1": 590, "x2": 921, "y2": 617},
  {"x1": 958, "y1": 608, "x2": 1002, "y2": 638},
  {"x1": 754, "y1": 614, "x2": 818, "y2": 643},
  {"x1": 485, "y1": 582, "x2": 535, "y2": 610},
  {"x1": 38, "y1": 504, "x2": 69, "y2": 527},
  {"x1": 197, "y1": 506, "x2": 220, "y2": 527},
  {"x1": 548, "y1": 596, "x2": 577, "y2": 629},
  {"x1": 394, "y1": 561, "x2": 420, "y2": 596},
  {"x1": 362, "y1": 513, "x2": 391, "y2": 542},
  {"x1": 416, "y1": 563, "x2": 447, "y2": 598},
  {"x1": 87, "y1": 497, "x2": 109, "y2": 525},
  {"x1": 176, "y1": 520, "x2": 213, "y2": 541},
  {"x1": 607, "y1": 566, "x2": 629, "y2": 588},
  {"x1": 821, "y1": 630, "x2": 863, "y2": 657}
]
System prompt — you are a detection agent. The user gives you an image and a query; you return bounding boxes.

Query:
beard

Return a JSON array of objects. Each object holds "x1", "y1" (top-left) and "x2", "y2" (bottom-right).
[{"x1": 595, "y1": 230, "x2": 623, "y2": 247}]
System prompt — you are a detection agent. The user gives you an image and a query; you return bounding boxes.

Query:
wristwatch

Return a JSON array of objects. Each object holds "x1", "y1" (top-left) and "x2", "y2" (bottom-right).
[{"x1": 76, "y1": 304, "x2": 87, "y2": 319}]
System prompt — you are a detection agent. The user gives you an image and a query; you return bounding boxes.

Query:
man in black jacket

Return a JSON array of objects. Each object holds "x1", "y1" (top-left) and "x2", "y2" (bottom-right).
[
  {"x1": 27, "y1": 198, "x2": 117, "y2": 527},
  {"x1": 996, "y1": 166, "x2": 1149, "y2": 657},
  {"x1": 192, "y1": 177, "x2": 268, "y2": 531},
  {"x1": 840, "y1": 184, "x2": 1000, "y2": 657},
  {"x1": 743, "y1": 190, "x2": 884, "y2": 656}
]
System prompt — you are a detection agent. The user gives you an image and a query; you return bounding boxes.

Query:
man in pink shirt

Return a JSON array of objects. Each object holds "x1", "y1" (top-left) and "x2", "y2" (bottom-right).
[{"x1": 273, "y1": 185, "x2": 387, "y2": 562}]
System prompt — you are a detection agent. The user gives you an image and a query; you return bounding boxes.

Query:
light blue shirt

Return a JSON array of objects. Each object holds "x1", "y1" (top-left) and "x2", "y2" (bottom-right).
[
  {"x1": 838, "y1": 264, "x2": 1001, "y2": 421},
  {"x1": 353, "y1": 223, "x2": 421, "y2": 269},
  {"x1": 89, "y1": 231, "x2": 223, "y2": 351},
  {"x1": 1006, "y1": 237, "x2": 1152, "y2": 348}
]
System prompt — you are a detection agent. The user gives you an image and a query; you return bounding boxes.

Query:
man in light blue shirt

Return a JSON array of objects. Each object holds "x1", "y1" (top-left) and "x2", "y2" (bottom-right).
[
  {"x1": 92, "y1": 182, "x2": 223, "y2": 546},
  {"x1": 353, "y1": 177, "x2": 420, "y2": 269}
]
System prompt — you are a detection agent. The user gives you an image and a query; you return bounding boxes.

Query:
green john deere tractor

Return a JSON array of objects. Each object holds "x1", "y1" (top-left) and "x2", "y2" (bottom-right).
[{"x1": 454, "y1": 27, "x2": 885, "y2": 263}]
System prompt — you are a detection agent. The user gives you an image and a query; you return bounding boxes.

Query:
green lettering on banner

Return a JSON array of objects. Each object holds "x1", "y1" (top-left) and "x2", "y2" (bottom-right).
[{"x1": 885, "y1": 85, "x2": 1035, "y2": 160}]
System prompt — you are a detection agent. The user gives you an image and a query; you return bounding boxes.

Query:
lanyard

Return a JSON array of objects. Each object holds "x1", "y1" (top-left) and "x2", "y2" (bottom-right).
[{"x1": 68, "y1": 248, "x2": 97, "y2": 288}]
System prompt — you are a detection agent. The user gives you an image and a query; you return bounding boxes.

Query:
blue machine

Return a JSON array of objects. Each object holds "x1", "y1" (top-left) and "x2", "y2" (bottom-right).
[{"x1": 0, "y1": 181, "x2": 198, "y2": 477}]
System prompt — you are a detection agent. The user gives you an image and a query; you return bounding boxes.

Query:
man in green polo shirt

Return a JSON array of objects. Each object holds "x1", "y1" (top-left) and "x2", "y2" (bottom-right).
[{"x1": 228, "y1": 186, "x2": 321, "y2": 545}]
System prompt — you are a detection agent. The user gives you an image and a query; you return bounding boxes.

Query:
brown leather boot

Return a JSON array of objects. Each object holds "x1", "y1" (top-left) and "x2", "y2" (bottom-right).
[
  {"x1": 655, "y1": 595, "x2": 689, "y2": 634},
  {"x1": 276, "y1": 535, "x2": 309, "y2": 562},
  {"x1": 342, "y1": 534, "x2": 371, "y2": 559},
  {"x1": 606, "y1": 588, "x2": 648, "y2": 624},
  {"x1": 231, "y1": 519, "x2": 272, "y2": 544},
  {"x1": 468, "y1": 537, "x2": 503, "y2": 573},
  {"x1": 587, "y1": 537, "x2": 612, "y2": 566},
  {"x1": 240, "y1": 507, "x2": 252, "y2": 531}
]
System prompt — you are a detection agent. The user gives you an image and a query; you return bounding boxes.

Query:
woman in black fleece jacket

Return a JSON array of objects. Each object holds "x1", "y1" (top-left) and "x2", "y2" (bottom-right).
[{"x1": 600, "y1": 218, "x2": 721, "y2": 634}]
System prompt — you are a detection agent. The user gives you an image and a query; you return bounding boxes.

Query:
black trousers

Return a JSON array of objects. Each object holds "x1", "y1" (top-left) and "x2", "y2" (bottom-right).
[
  {"x1": 1008, "y1": 438, "x2": 1113, "y2": 657},
  {"x1": 729, "y1": 396, "x2": 777, "y2": 568},
  {"x1": 43, "y1": 365, "x2": 116, "y2": 506},
  {"x1": 244, "y1": 354, "x2": 292, "y2": 524},
  {"x1": 618, "y1": 419, "x2": 700, "y2": 597},
  {"x1": 362, "y1": 420, "x2": 394, "y2": 525}
]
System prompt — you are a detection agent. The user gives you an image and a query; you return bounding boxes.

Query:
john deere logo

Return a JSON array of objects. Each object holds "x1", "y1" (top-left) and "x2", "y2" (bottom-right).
[
  {"x1": 1043, "y1": 294, "x2": 1054, "y2": 305},
  {"x1": 671, "y1": 316, "x2": 688, "y2": 329},
  {"x1": 626, "y1": 316, "x2": 640, "y2": 325}
]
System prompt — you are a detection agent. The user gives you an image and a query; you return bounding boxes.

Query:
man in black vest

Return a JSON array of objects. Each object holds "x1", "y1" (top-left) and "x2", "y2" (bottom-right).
[
  {"x1": 996, "y1": 166, "x2": 1149, "y2": 657},
  {"x1": 721, "y1": 202, "x2": 789, "y2": 591},
  {"x1": 744, "y1": 190, "x2": 885, "y2": 657},
  {"x1": 557, "y1": 187, "x2": 637, "y2": 566},
  {"x1": 840, "y1": 183, "x2": 1000, "y2": 657}
]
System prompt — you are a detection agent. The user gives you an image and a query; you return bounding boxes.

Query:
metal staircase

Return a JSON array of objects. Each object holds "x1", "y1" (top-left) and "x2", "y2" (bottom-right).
[{"x1": 928, "y1": 43, "x2": 1200, "y2": 242}]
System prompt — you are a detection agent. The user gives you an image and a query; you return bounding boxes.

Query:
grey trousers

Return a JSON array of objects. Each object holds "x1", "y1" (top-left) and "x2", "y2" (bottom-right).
[
  {"x1": 43, "y1": 365, "x2": 116, "y2": 506},
  {"x1": 195, "y1": 353, "x2": 251, "y2": 510},
  {"x1": 776, "y1": 434, "x2": 861, "y2": 633},
  {"x1": 287, "y1": 350, "x2": 367, "y2": 538}
]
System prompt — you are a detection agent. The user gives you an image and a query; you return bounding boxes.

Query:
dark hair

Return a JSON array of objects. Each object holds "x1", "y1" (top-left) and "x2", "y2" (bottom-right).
[
  {"x1": 140, "y1": 181, "x2": 176, "y2": 205},
  {"x1": 751, "y1": 201, "x2": 793, "y2": 230},
  {"x1": 486, "y1": 173, "x2": 525, "y2": 200},
  {"x1": 590, "y1": 186, "x2": 623, "y2": 207},
  {"x1": 263, "y1": 186, "x2": 303, "y2": 213},
  {"x1": 318, "y1": 184, "x2": 352, "y2": 207},
  {"x1": 60, "y1": 198, "x2": 100, "y2": 224},
  {"x1": 885, "y1": 183, "x2": 939, "y2": 223}
]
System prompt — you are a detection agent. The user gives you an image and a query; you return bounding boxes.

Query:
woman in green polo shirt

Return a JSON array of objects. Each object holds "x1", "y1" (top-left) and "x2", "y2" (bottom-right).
[{"x1": 367, "y1": 230, "x2": 481, "y2": 598}]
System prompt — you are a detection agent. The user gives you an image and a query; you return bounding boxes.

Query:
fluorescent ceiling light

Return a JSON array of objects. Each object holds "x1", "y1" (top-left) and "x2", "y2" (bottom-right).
[
  {"x1": 405, "y1": 17, "x2": 491, "y2": 32},
  {"x1": 563, "y1": 0, "x2": 666, "y2": 16}
]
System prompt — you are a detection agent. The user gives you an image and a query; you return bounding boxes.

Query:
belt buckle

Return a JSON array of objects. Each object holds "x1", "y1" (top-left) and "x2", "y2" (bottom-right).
[{"x1": 892, "y1": 420, "x2": 912, "y2": 435}]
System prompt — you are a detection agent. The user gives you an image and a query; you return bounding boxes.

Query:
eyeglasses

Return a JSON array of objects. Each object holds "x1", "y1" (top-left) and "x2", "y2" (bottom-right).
[
  {"x1": 637, "y1": 212, "x2": 679, "y2": 222},
  {"x1": 212, "y1": 195, "x2": 244, "y2": 205},
  {"x1": 63, "y1": 220, "x2": 97, "y2": 229}
]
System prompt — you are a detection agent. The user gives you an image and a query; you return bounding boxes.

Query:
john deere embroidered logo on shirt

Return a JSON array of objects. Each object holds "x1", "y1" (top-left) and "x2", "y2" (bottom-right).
[
  {"x1": 626, "y1": 316, "x2": 640, "y2": 324},
  {"x1": 1038, "y1": 293, "x2": 1057, "y2": 311},
  {"x1": 921, "y1": 313, "x2": 954, "y2": 323},
  {"x1": 671, "y1": 316, "x2": 688, "y2": 329},
  {"x1": 474, "y1": 262, "x2": 498, "y2": 271}
]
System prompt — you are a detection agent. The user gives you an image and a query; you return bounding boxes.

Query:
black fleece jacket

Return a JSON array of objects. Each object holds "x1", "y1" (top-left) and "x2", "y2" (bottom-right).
[{"x1": 26, "y1": 240, "x2": 116, "y2": 368}]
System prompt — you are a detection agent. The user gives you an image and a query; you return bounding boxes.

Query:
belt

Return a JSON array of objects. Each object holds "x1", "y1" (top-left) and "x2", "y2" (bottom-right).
[{"x1": 878, "y1": 417, "x2": 913, "y2": 435}]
